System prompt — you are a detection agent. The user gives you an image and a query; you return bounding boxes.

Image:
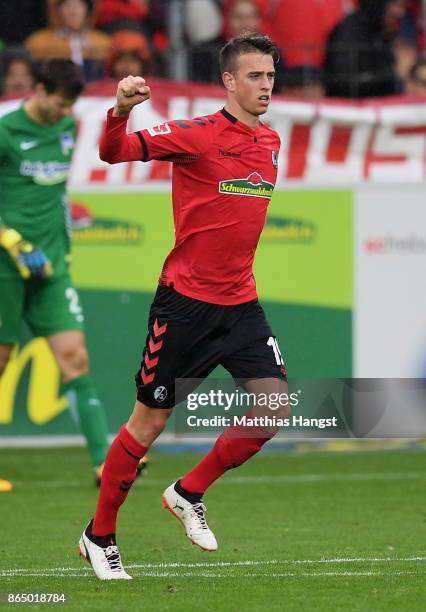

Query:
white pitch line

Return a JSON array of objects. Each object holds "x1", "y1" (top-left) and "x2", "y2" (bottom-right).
[
  {"x1": 11, "y1": 472, "x2": 426, "y2": 489},
  {"x1": 2, "y1": 555, "x2": 426, "y2": 575},
  {"x1": 1, "y1": 570, "x2": 424, "y2": 579}
]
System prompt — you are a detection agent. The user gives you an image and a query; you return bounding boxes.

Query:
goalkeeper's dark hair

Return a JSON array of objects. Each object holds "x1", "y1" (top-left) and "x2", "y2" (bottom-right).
[
  {"x1": 35, "y1": 59, "x2": 85, "y2": 99},
  {"x1": 220, "y1": 32, "x2": 280, "y2": 74}
]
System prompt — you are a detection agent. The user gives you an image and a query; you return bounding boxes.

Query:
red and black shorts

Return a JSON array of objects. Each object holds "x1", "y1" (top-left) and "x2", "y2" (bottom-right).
[{"x1": 134, "y1": 285, "x2": 287, "y2": 409}]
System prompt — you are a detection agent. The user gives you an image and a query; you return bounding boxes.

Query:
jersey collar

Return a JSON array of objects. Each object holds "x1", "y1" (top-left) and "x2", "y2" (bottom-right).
[{"x1": 220, "y1": 108, "x2": 261, "y2": 134}]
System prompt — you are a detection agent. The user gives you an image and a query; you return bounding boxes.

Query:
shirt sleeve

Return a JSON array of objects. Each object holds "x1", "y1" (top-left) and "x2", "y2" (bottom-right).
[
  {"x1": 135, "y1": 116, "x2": 214, "y2": 163},
  {"x1": 99, "y1": 108, "x2": 215, "y2": 164},
  {"x1": 99, "y1": 108, "x2": 144, "y2": 163}
]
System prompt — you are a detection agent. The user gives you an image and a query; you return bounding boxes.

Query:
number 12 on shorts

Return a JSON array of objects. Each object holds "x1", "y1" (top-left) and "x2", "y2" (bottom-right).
[{"x1": 267, "y1": 336, "x2": 284, "y2": 366}]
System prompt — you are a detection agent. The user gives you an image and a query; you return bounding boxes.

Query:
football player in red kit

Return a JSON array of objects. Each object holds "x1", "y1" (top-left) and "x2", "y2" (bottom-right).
[{"x1": 78, "y1": 31, "x2": 290, "y2": 580}]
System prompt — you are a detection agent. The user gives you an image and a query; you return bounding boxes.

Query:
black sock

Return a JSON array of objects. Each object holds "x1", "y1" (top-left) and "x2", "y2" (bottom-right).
[
  {"x1": 86, "y1": 519, "x2": 116, "y2": 547},
  {"x1": 174, "y1": 479, "x2": 203, "y2": 504}
]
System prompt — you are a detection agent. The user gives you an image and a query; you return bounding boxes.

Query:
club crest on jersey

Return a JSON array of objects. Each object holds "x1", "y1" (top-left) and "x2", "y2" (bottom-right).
[
  {"x1": 60, "y1": 132, "x2": 74, "y2": 155},
  {"x1": 272, "y1": 150, "x2": 278, "y2": 168},
  {"x1": 219, "y1": 172, "x2": 274, "y2": 199},
  {"x1": 148, "y1": 123, "x2": 171, "y2": 137},
  {"x1": 154, "y1": 386, "x2": 168, "y2": 402}
]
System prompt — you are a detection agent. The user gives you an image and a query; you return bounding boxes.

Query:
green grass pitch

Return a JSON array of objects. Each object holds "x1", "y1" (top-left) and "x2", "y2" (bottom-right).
[{"x1": 1, "y1": 446, "x2": 425, "y2": 611}]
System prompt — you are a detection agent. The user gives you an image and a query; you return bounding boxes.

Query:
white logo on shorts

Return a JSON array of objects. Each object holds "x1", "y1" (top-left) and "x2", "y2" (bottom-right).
[{"x1": 154, "y1": 386, "x2": 168, "y2": 402}]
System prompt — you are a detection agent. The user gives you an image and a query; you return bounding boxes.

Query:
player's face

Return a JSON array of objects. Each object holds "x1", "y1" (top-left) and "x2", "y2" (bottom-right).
[
  {"x1": 231, "y1": 53, "x2": 275, "y2": 117},
  {"x1": 39, "y1": 91, "x2": 76, "y2": 124}
]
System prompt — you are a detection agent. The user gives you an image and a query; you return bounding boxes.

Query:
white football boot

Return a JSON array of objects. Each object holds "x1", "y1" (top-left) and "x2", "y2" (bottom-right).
[
  {"x1": 78, "y1": 520, "x2": 132, "y2": 580},
  {"x1": 162, "y1": 482, "x2": 218, "y2": 551}
]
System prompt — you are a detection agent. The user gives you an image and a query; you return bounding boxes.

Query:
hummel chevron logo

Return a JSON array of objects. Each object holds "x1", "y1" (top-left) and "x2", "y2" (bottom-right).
[
  {"x1": 149, "y1": 337, "x2": 163, "y2": 353},
  {"x1": 173, "y1": 502, "x2": 184, "y2": 511},
  {"x1": 144, "y1": 353, "x2": 159, "y2": 370},
  {"x1": 141, "y1": 367, "x2": 155, "y2": 385},
  {"x1": 20, "y1": 140, "x2": 39, "y2": 150},
  {"x1": 153, "y1": 319, "x2": 168, "y2": 336}
]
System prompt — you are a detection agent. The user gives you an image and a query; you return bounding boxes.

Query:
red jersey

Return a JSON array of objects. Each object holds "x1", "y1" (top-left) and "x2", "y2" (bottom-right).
[{"x1": 100, "y1": 108, "x2": 281, "y2": 305}]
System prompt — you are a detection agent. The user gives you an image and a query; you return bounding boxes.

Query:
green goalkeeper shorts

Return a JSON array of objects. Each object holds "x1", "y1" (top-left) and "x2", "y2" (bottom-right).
[{"x1": 0, "y1": 272, "x2": 85, "y2": 344}]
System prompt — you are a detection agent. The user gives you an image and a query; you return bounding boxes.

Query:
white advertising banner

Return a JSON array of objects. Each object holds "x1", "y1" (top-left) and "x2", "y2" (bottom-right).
[
  {"x1": 355, "y1": 185, "x2": 426, "y2": 378},
  {"x1": 2, "y1": 81, "x2": 426, "y2": 188}
]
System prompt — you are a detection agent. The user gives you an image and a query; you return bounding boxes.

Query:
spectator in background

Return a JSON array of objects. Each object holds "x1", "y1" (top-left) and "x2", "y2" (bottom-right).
[
  {"x1": 105, "y1": 30, "x2": 151, "y2": 78},
  {"x1": 394, "y1": 0, "x2": 422, "y2": 83},
  {"x1": 188, "y1": 0, "x2": 265, "y2": 84},
  {"x1": 223, "y1": 0, "x2": 261, "y2": 40},
  {"x1": 185, "y1": 0, "x2": 222, "y2": 47},
  {"x1": 324, "y1": 0, "x2": 408, "y2": 98},
  {"x1": 280, "y1": 67, "x2": 324, "y2": 99},
  {"x1": 406, "y1": 58, "x2": 426, "y2": 94},
  {"x1": 25, "y1": 0, "x2": 111, "y2": 81},
  {"x1": 96, "y1": 0, "x2": 149, "y2": 35},
  {"x1": 256, "y1": 0, "x2": 355, "y2": 71},
  {"x1": 186, "y1": 0, "x2": 224, "y2": 83},
  {"x1": 0, "y1": 49, "x2": 36, "y2": 97},
  {"x1": 145, "y1": 0, "x2": 169, "y2": 77}
]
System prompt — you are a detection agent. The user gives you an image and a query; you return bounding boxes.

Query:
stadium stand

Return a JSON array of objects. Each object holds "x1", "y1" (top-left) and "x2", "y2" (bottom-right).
[
  {"x1": 25, "y1": 0, "x2": 111, "y2": 81},
  {"x1": 0, "y1": 1, "x2": 424, "y2": 97},
  {"x1": 95, "y1": 0, "x2": 150, "y2": 35}
]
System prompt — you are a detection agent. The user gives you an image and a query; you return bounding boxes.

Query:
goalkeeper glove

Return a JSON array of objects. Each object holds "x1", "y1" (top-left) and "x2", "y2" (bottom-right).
[{"x1": 0, "y1": 228, "x2": 52, "y2": 280}]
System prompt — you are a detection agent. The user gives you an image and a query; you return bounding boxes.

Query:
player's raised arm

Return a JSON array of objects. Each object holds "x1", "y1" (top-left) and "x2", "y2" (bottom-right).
[{"x1": 99, "y1": 75, "x2": 151, "y2": 164}]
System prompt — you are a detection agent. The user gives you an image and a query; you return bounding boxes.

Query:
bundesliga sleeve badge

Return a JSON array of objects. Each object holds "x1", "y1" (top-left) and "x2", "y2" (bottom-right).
[{"x1": 148, "y1": 123, "x2": 172, "y2": 137}]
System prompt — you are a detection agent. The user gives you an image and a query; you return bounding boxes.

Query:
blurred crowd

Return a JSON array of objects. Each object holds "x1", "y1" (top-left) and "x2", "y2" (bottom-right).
[{"x1": 1, "y1": 0, "x2": 426, "y2": 99}]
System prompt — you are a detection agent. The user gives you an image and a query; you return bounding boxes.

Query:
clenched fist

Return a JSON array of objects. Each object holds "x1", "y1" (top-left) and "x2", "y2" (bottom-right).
[{"x1": 113, "y1": 76, "x2": 151, "y2": 117}]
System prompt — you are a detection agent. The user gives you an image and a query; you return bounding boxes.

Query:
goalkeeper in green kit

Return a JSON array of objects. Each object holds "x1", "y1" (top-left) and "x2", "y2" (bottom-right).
[{"x1": 0, "y1": 60, "x2": 137, "y2": 485}]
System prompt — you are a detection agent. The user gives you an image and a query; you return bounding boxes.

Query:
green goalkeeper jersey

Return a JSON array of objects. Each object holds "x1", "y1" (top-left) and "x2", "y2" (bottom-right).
[{"x1": 0, "y1": 105, "x2": 76, "y2": 279}]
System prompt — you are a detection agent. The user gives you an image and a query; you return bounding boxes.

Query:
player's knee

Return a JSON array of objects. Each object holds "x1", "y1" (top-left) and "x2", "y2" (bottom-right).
[
  {"x1": 275, "y1": 401, "x2": 291, "y2": 421},
  {"x1": 128, "y1": 405, "x2": 170, "y2": 447},
  {"x1": 149, "y1": 412, "x2": 169, "y2": 437},
  {"x1": 58, "y1": 344, "x2": 89, "y2": 379}
]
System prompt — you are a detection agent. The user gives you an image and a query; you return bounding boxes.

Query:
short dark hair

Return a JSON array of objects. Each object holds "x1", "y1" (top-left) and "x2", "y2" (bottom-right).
[
  {"x1": 35, "y1": 59, "x2": 85, "y2": 98},
  {"x1": 219, "y1": 32, "x2": 280, "y2": 74}
]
